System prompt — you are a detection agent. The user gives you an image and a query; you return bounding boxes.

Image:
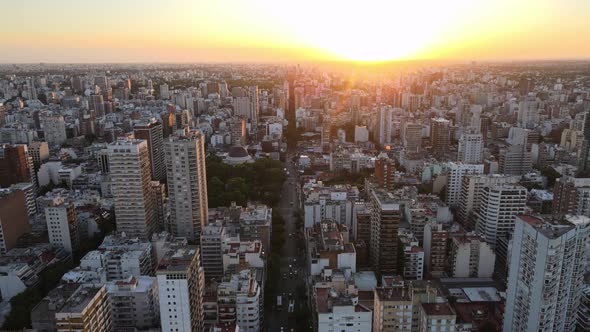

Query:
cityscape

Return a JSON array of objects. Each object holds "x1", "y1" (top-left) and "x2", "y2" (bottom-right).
[{"x1": 1, "y1": 1, "x2": 590, "y2": 332}]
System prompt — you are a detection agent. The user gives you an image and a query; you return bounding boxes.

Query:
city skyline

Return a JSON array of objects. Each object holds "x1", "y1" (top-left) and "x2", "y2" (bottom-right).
[{"x1": 2, "y1": 0, "x2": 590, "y2": 63}]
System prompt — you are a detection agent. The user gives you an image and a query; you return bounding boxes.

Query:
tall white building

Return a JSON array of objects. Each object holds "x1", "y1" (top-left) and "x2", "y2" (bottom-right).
[
  {"x1": 160, "y1": 83, "x2": 170, "y2": 100},
  {"x1": 518, "y1": 95, "x2": 540, "y2": 129},
  {"x1": 233, "y1": 96, "x2": 251, "y2": 119},
  {"x1": 354, "y1": 125, "x2": 369, "y2": 143},
  {"x1": 107, "y1": 139, "x2": 157, "y2": 239},
  {"x1": 457, "y1": 174, "x2": 520, "y2": 229},
  {"x1": 164, "y1": 131, "x2": 208, "y2": 242},
  {"x1": 42, "y1": 115, "x2": 67, "y2": 146},
  {"x1": 445, "y1": 162, "x2": 484, "y2": 208},
  {"x1": 504, "y1": 215, "x2": 590, "y2": 332},
  {"x1": 157, "y1": 245, "x2": 205, "y2": 332},
  {"x1": 476, "y1": 185, "x2": 527, "y2": 248},
  {"x1": 45, "y1": 197, "x2": 79, "y2": 254},
  {"x1": 457, "y1": 132, "x2": 483, "y2": 164}
]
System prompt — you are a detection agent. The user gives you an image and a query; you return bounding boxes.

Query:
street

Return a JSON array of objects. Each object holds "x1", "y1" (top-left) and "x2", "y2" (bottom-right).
[{"x1": 265, "y1": 152, "x2": 309, "y2": 332}]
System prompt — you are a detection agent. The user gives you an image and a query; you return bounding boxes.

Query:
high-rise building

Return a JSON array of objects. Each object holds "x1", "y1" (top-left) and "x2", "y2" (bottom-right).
[
  {"x1": 578, "y1": 285, "x2": 590, "y2": 331},
  {"x1": 25, "y1": 77, "x2": 37, "y2": 100},
  {"x1": 431, "y1": 118, "x2": 450, "y2": 158},
  {"x1": 374, "y1": 153, "x2": 396, "y2": 191},
  {"x1": 160, "y1": 83, "x2": 170, "y2": 100},
  {"x1": 150, "y1": 181, "x2": 167, "y2": 231},
  {"x1": 354, "y1": 125, "x2": 369, "y2": 143},
  {"x1": 498, "y1": 145, "x2": 532, "y2": 175},
  {"x1": 11, "y1": 182, "x2": 37, "y2": 216},
  {"x1": 200, "y1": 222, "x2": 224, "y2": 280},
  {"x1": 445, "y1": 162, "x2": 484, "y2": 208},
  {"x1": 28, "y1": 141, "x2": 49, "y2": 170},
  {"x1": 94, "y1": 76, "x2": 109, "y2": 92},
  {"x1": 475, "y1": 185, "x2": 527, "y2": 248},
  {"x1": 134, "y1": 119, "x2": 165, "y2": 181},
  {"x1": 0, "y1": 144, "x2": 35, "y2": 188},
  {"x1": 0, "y1": 189, "x2": 31, "y2": 254},
  {"x1": 403, "y1": 123, "x2": 422, "y2": 153},
  {"x1": 55, "y1": 285, "x2": 112, "y2": 332},
  {"x1": 107, "y1": 139, "x2": 157, "y2": 240},
  {"x1": 88, "y1": 94, "x2": 105, "y2": 116},
  {"x1": 423, "y1": 223, "x2": 448, "y2": 278},
  {"x1": 378, "y1": 106, "x2": 393, "y2": 146},
  {"x1": 457, "y1": 132, "x2": 483, "y2": 164},
  {"x1": 45, "y1": 196, "x2": 79, "y2": 254},
  {"x1": 552, "y1": 177, "x2": 590, "y2": 219},
  {"x1": 504, "y1": 215, "x2": 590, "y2": 332},
  {"x1": 227, "y1": 117, "x2": 246, "y2": 146},
  {"x1": 41, "y1": 115, "x2": 67, "y2": 146},
  {"x1": 248, "y1": 86, "x2": 259, "y2": 128},
  {"x1": 164, "y1": 131, "x2": 208, "y2": 242},
  {"x1": 157, "y1": 245, "x2": 205, "y2": 332},
  {"x1": 369, "y1": 187, "x2": 401, "y2": 275},
  {"x1": 518, "y1": 95, "x2": 540, "y2": 129},
  {"x1": 458, "y1": 174, "x2": 520, "y2": 229}
]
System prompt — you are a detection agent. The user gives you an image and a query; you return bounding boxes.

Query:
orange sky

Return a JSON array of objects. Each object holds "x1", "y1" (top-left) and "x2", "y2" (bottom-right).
[{"x1": 1, "y1": 0, "x2": 589, "y2": 63}]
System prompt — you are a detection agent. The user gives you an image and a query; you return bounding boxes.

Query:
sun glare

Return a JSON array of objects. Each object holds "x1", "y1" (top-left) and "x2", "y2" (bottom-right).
[{"x1": 266, "y1": 0, "x2": 474, "y2": 62}]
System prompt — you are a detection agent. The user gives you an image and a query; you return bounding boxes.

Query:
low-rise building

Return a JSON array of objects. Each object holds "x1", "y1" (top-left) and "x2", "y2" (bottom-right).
[{"x1": 306, "y1": 221, "x2": 356, "y2": 276}]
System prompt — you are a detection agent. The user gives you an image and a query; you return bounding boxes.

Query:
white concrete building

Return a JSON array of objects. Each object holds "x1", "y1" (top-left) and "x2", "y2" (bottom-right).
[
  {"x1": 41, "y1": 115, "x2": 67, "y2": 146},
  {"x1": 445, "y1": 162, "x2": 484, "y2": 208},
  {"x1": 107, "y1": 139, "x2": 157, "y2": 240},
  {"x1": 504, "y1": 215, "x2": 590, "y2": 332},
  {"x1": 164, "y1": 131, "x2": 208, "y2": 242},
  {"x1": 315, "y1": 286, "x2": 372, "y2": 332},
  {"x1": 457, "y1": 132, "x2": 483, "y2": 164},
  {"x1": 302, "y1": 182, "x2": 358, "y2": 229},
  {"x1": 217, "y1": 270, "x2": 262, "y2": 332},
  {"x1": 476, "y1": 185, "x2": 527, "y2": 248},
  {"x1": 458, "y1": 174, "x2": 520, "y2": 229},
  {"x1": 157, "y1": 245, "x2": 205, "y2": 332},
  {"x1": 399, "y1": 230, "x2": 424, "y2": 280},
  {"x1": 354, "y1": 125, "x2": 369, "y2": 143},
  {"x1": 449, "y1": 234, "x2": 495, "y2": 278},
  {"x1": 45, "y1": 197, "x2": 78, "y2": 254}
]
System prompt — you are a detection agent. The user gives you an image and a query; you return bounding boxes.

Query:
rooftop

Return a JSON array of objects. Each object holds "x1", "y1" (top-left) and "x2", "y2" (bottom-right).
[
  {"x1": 422, "y1": 302, "x2": 455, "y2": 317},
  {"x1": 157, "y1": 246, "x2": 198, "y2": 272},
  {"x1": 57, "y1": 286, "x2": 103, "y2": 314}
]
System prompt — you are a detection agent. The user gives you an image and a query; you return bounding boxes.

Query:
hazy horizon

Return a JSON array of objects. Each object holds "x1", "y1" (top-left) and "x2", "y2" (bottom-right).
[{"x1": 2, "y1": 0, "x2": 590, "y2": 64}]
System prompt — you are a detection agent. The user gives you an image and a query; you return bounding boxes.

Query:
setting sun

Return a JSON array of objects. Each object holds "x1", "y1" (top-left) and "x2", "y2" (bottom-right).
[
  {"x1": 0, "y1": 0, "x2": 589, "y2": 63},
  {"x1": 273, "y1": 0, "x2": 473, "y2": 62}
]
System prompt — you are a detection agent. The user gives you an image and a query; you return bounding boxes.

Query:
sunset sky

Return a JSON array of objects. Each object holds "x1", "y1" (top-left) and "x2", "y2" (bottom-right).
[{"x1": 1, "y1": 0, "x2": 589, "y2": 63}]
